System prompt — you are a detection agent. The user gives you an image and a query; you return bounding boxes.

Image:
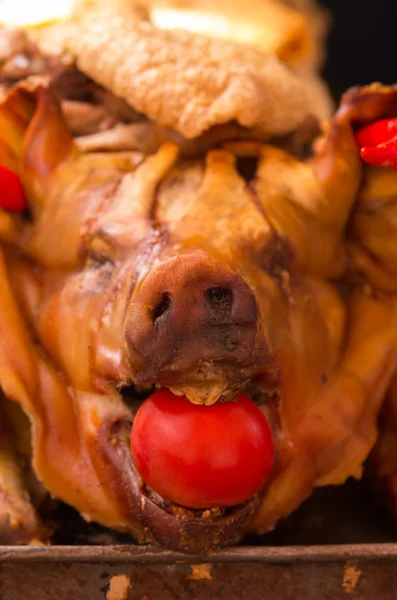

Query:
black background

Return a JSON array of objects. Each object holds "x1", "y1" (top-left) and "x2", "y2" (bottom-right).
[{"x1": 320, "y1": 0, "x2": 397, "y2": 98}]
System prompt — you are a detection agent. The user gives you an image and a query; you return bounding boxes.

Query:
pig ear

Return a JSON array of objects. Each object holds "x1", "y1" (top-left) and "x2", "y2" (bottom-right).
[
  {"x1": 0, "y1": 87, "x2": 36, "y2": 172},
  {"x1": 0, "y1": 85, "x2": 75, "y2": 217},
  {"x1": 308, "y1": 86, "x2": 397, "y2": 239},
  {"x1": 20, "y1": 86, "x2": 76, "y2": 213}
]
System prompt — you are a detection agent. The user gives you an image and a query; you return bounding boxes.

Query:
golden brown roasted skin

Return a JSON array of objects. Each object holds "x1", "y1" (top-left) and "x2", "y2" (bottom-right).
[{"x1": 1, "y1": 83, "x2": 397, "y2": 552}]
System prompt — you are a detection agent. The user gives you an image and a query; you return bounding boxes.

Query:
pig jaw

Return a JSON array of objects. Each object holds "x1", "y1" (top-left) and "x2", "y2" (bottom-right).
[
  {"x1": 124, "y1": 254, "x2": 279, "y2": 405},
  {"x1": 100, "y1": 418, "x2": 261, "y2": 554}
]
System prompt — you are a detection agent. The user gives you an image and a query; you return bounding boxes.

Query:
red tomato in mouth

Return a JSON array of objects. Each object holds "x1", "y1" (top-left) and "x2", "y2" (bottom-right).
[{"x1": 130, "y1": 390, "x2": 275, "y2": 509}]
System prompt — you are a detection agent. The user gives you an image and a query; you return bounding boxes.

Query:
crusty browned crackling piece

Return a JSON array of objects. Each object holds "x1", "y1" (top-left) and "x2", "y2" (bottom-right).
[
  {"x1": 138, "y1": 0, "x2": 333, "y2": 119},
  {"x1": 1, "y1": 81, "x2": 397, "y2": 551},
  {"x1": 0, "y1": 22, "x2": 323, "y2": 156},
  {"x1": 26, "y1": 0, "x2": 332, "y2": 122},
  {"x1": 38, "y1": 4, "x2": 313, "y2": 139}
]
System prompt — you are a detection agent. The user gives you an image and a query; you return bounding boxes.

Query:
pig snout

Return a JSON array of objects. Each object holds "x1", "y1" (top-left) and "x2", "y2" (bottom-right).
[{"x1": 125, "y1": 254, "x2": 262, "y2": 386}]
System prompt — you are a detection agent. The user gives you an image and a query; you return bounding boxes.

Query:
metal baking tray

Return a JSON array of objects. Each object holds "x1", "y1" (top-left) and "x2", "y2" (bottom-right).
[{"x1": 1, "y1": 479, "x2": 397, "y2": 599}]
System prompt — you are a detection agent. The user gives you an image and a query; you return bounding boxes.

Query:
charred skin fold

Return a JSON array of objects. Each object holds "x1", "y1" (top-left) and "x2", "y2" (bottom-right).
[{"x1": 1, "y1": 78, "x2": 397, "y2": 552}]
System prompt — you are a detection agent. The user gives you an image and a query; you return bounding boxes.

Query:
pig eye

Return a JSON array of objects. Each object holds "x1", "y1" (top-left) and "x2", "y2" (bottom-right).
[
  {"x1": 205, "y1": 287, "x2": 233, "y2": 312},
  {"x1": 85, "y1": 235, "x2": 114, "y2": 268},
  {"x1": 87, "y1": 254, "x2": 113, "y2": 269},
  {"x1": 85, "y1": 249, "x2": 114, "y2": 269}
]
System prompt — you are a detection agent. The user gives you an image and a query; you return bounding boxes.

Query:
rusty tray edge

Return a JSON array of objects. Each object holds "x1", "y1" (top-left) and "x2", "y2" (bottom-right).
[{"x1": 1, "y1": 543, "x2": 397, "y2": 563}]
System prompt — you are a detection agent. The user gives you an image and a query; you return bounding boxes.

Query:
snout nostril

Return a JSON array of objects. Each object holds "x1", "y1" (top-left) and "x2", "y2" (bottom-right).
[
  {"x1": 205, "y1": 287, "x2": 233, "y2": 312},
  {"x1": 125, "y1": 255, "x2": 263, "y2": 385},
  {"x1": 152, "y1": 293, "x2": 172, "y2": 323}
]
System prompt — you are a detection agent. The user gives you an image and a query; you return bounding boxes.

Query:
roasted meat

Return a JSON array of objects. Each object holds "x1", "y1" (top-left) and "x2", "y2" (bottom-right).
[
  {"x1": 1, "y1": 72, "x2": 397, "y2": 552},
  {"x1": 1, "y1": 0, "x2": 397, "y2": 553},
  {"x1": 20, "y1": 0, "x2": 332, "y2": 124}
]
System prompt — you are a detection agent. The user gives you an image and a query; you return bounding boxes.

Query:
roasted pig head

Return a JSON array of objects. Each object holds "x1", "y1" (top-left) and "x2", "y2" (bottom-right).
[{"x1": 1, "y1": 79, "x2": 397, "y2": 552}]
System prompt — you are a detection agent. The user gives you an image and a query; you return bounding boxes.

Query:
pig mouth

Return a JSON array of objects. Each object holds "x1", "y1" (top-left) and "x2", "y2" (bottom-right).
[
  {"x1": 100, "y1": 405, "x2": 262, "y2": 554},
  {"x1": 102, "y1": 251, "x2": 279, "y2": 552}
]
